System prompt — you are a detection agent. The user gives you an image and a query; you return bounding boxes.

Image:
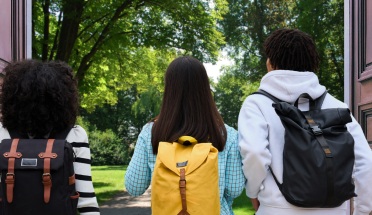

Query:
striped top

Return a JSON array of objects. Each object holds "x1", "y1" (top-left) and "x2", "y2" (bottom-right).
[
  {"x1": 125, "y1": 123, "x2": 246, "y2": 215},
  {"x1": 0, "y1": 124, "x2": 100, "y2": 215}
]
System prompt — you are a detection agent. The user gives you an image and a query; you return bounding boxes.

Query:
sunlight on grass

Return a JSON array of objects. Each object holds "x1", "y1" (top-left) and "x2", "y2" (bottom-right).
[
  {"x1": 232, "y1": 189, "x2": 255, "y2": 215},
  {"x1": 91, "y1": 165, "x2": 127, "y2": 204}
]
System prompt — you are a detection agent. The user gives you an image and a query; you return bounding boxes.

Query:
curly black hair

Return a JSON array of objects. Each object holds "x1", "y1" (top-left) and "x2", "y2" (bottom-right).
[
  {"x1": 264, "y1": 28, "x2": 320, "y2": 72},
  {"x1": 0, "y1": 60, "x2": 79, "y2": 138}
]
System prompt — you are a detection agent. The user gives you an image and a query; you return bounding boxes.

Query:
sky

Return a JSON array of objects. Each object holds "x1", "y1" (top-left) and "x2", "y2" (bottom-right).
[{"x1": 204, "y1": 55, "x2": 233, "y2": 82}]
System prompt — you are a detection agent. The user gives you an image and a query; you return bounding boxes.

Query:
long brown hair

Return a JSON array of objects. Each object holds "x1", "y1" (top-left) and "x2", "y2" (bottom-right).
[{"x1": 151, "y1": 56, "x2": 226, "y2": 154}]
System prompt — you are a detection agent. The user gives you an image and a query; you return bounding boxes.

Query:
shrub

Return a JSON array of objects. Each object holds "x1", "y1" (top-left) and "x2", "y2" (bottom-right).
[{"x1": 89, "y1": 129, "x2": 130, "y2": 165}]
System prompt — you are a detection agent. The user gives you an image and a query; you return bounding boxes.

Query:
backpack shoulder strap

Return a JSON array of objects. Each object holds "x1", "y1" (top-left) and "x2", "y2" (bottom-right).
[{"x1": 252, "y1": 90, "x2": 282, "y2": 103}]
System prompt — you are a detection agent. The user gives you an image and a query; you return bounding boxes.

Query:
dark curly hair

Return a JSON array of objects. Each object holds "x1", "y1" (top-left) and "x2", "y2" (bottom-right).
[
  {"x1": 0, "y1": 60, "x2": 79, "y2": 138},
  {"x1": 264, "y1": 28, "x2": 320, "y2": 72}
]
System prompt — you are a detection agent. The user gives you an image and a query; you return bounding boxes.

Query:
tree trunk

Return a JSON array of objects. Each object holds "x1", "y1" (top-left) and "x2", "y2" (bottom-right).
[
  {"x1": 42, "y1": 0, "x2": 50, "y2": 61},
  {"x1": 55, "y1": 0, "x2": 85, "y2": 62},
  {"x1": 75, "y1": 0, "x2": 135, "y2": 85}
]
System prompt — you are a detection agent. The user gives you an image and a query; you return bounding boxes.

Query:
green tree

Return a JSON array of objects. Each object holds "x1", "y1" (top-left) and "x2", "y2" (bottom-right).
[
  {"x1": 131, "y1": 86, "x2": 162, "y2": 132},
  {"x1": 81, "y1": 84, "x2": 162, "y2": 156},
  {"x1": 76, "y1": 117, "x2": 130, "y2": 165},
  {"x1": 220, "y1": 0, "x2": 292, "y2": 82},
  {"x1": 220, "y1": 0, "x2": 344, "y2": 99},
  {"x1": 78, "y1": 47, "x2": 171, "y2": 111},
  {"x1": 32, "y1": 0, "x2": 227, "y2": 109},
  {"x1": 293, "y1": 0, "x2": 344, "y2": 98},
  {"x1": 214, "y1": 67, "x2": 259, "y2": 129}
]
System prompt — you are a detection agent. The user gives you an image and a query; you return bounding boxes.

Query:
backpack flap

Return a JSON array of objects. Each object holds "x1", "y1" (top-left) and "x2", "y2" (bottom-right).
[
  {"x1": 0, "y1": 139, "x2": 65, "y2": 171},
  {"x1": 186, "y1": 143, "x2": 216, "y2": 175},
  {"x1": 273, "y1": 102, "x2": 353, "y2": 130},
  {"x1": 156, "y1": 138, "x2": 213, "y2": 176},
  {"x1": 309, "y1": 108, "x2": 352, "y2": 128},
  {"x1": 157, "y1": 141, "x2": 179, "y2": 175},
  {"x1": 272, "y1": 102, "x2": 309, "y2": 128}
]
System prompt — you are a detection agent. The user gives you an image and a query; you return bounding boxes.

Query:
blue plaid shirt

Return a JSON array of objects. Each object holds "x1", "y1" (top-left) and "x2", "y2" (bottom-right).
[{"x1": 125, "y1": 123, "x2": 245, "y2": 215}]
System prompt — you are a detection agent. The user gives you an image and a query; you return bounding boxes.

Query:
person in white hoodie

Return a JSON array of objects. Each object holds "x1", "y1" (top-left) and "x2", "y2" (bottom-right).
[{"x1": 238, "y1": 28, "x2": 372, "y2": 215}]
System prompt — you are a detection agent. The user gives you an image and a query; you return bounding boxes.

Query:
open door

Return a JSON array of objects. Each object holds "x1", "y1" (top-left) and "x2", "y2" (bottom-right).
[
  {"x1": 0, "y1": 0, "x2": 32, "y2": 71},
  {"x1": 349, "y1": 0, "x2": 372, "y2": 148},
  {"x1": 0, "y1": 0, "x2": 31, "y2": 118},
  {"x1": 347, "y1": 0, "x2": 372, "y2": 214}
]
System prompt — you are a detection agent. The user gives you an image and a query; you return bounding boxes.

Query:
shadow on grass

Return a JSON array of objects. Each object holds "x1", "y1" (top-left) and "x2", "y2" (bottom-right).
[
  {"x1": 96, "y1": 190, "x2": 124, "y2": 204},
  {"x1": 93, "y1": 182, "x2": 111, "y2": 189}
]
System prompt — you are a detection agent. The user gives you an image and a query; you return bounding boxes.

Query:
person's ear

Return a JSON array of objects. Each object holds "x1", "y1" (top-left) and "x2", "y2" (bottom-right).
[{"x1": 266, "y1": 58, "x2": 274, "y2": 72}]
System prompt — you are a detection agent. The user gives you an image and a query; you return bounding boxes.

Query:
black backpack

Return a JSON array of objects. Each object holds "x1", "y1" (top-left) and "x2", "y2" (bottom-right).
[
  {"x1": 0, "y1": 129, "x2": 79, "y2": 215},
  {"x1": 254, "y1": 90, "x2": 357, "y2": 208}
]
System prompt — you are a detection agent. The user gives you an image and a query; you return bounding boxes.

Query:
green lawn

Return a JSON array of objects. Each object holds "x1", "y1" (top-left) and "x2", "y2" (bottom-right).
[
  {"x1": 92, "y1": 165, "x2": 255, "y2": 214},
  {"x1": 232, "y1": 190, "x2": 255, "y2": 215},
  {"x1": 91, "y1": 165, "x2": 126, "y2": 204}
]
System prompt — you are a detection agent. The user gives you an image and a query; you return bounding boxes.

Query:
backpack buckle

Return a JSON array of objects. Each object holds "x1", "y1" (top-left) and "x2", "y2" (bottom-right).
[
  {"x1": 323, "y1": 147, "x2": 333, "y2": 158},
  {"x1": 6, "y1": 173, "x2": 15, "y2": 179},
  {"x1": 179, "y1": 179, "x2": 186, "y2": 188},
  {"x1": 311, "y1": 126, "x2": 323, "y2": 135},
  {"x1": 42, "y1": 173, "x2": 52, "y2": 184},
  {"x1": 5, "y1": 173, "x2": 15, "y2": 183}
]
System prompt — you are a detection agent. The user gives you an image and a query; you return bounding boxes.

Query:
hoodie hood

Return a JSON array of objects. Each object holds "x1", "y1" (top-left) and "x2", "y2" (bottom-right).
[{"x1": 259, "y1": 70, "x2": 326, "y2": 103}]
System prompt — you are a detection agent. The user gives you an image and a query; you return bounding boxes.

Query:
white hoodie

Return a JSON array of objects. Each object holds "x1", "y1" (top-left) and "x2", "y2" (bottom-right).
[{"x1": 238, "y1": 70, "x2": 372, "y2": 215}]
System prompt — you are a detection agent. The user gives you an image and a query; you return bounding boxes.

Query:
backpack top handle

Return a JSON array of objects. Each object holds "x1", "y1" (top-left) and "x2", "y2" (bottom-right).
[
  {"x1": 294, "y1": 91, "x2": 327, "y2": 110},
  {"x1": 177, "y1": 136, "x2": 198, "y2": 146},
  {"x1": 294, "y1": 93, "x2": 315, "y2": 110}
]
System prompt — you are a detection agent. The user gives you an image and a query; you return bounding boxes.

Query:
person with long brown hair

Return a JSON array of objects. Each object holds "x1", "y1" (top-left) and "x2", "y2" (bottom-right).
[{"x1": 125, "y1": 56, "x2": 245, "y2": 214}]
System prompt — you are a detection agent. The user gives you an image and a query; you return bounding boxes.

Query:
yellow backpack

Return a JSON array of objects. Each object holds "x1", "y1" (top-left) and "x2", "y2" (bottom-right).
[{"x1": 151, "y1": 136, "x2": 220, "y2": 215}]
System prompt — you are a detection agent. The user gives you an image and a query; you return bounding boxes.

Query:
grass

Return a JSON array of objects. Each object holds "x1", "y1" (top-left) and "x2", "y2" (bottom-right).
[
  {"x1": 232, "y1": 190, "x2": 255, "y2": 215},
  {"x1": 91, "y1": 165, "x2": 127, "y2": 204},
  {"x1": 92, "y1": 165, "x2": 255, "y2": 214}
]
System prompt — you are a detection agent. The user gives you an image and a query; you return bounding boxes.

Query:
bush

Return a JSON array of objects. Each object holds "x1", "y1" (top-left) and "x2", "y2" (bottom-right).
[{"x1": 88, "y1": 129, "x2": 130, "y2": 165}]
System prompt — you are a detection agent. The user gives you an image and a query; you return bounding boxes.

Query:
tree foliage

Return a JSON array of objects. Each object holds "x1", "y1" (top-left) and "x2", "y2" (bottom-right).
[
  {"x1": 31, "y1": 0, "x2": 345, "y2": 164},
  {"x1": 76, "y1": 117, "x2": 129, "y2": 165},
  {"x1": 293, "y1": 0, "x2": 344, "y2": 98},
  {"x1": 32, "y1": 0, "x2": 227, "y2": 109},
  {"x1": 214, "y1": 66, "x2": 260, "y2": 129},
  {"x1": 80, "y1": 84, "x2": 162, "y2": 162},
  {"x1": 220, "y1": 0, "x2": 344, "y2": 99}
]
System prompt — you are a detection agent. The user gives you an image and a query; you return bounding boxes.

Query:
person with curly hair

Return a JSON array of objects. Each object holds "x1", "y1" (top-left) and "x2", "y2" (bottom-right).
[
  {"x1": 238, "y1": 28, "x2": 372, "y2": 215},
  {"x1": 0, "y1": 59, "x2": 100, "y2": 214}
]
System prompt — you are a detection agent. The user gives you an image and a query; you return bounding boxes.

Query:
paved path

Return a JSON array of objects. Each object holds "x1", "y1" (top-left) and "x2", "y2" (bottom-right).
[{"x1": 100, "y1": 189, "x2": 151, "y2": 215}]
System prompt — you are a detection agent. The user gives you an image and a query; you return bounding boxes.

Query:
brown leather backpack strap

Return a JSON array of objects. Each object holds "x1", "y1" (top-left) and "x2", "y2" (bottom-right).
[
  {"x1": 177, "y1": 168, "x2": 190, "y2": 215},
  {"x1": 3, "y1": 139, "x2": 22, "y2": 203},
  {"x1": 69, "y1": 174, "x2": 75, "y2": 185},
  {"x1": 38, "y1": 139, "x2": 58, "y2": 203}
]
